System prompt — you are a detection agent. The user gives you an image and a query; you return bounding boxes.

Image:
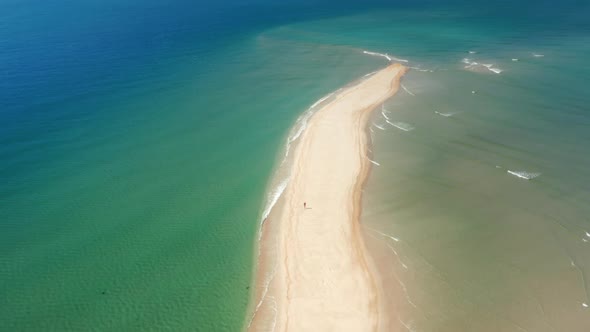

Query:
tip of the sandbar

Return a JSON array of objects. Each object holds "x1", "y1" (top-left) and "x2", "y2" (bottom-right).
[{"x1": 386, "y1": 63, "x2": 407, "y2": 73}]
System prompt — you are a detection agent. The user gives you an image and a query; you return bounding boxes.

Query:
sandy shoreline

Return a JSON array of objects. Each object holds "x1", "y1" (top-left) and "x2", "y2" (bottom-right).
[{"x1": 248, "y1": 64, "x2": 407, "y2": 331}]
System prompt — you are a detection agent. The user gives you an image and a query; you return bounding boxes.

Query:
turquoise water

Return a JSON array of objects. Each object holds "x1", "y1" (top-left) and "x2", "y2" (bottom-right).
[{"x1": 2, "y1": 0, "x2": 590, "y2": 331}]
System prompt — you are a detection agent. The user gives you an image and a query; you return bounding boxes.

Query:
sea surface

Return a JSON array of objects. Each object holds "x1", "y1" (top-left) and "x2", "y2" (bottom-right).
[{"x1": 1, "y1": 0, "x2": 589, "y2": 331}]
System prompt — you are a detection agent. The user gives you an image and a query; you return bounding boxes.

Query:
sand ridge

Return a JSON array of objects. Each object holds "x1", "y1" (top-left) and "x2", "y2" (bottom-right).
[{"x1": 249, "y1": 63, "x2": 407, "y2": 332}]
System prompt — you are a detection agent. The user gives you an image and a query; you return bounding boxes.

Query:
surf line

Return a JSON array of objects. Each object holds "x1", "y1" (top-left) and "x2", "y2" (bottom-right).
[
  {"x1": 368, "y1": 158, "x2": 381, "y2": 166},
  {"x1": 249, "y1": 86, "x2": 352, "y2": 329},
  {"x1": 363, "y1": 50, "x2": 409, "y2": 63},
  {"x1": 373, "y1": 123, "x2": 386, "y2": 130},
  {"x1": 507, "y1": 170, "x2": 541, "y2": 180},
  {"x1": 435, "y1": 111, "x2": 455, "y2": 117},
  {"x1": 381, "y1": 105, "x2": 391, "y2": 121},
  {"x1": 401, "y1": 84, "x2": 415, "y2": 96},
  {"x1": 386, "y1": 120, "x2": 414, "y2": 132}
]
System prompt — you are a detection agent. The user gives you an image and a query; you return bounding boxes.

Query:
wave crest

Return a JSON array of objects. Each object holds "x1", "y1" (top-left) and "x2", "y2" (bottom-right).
[
  {"x1": 363, "y1": 50, "x2": 409, "y2": 63},
  {"x1": 507, "y1": 170, "x2": 541, "y2": 180}
]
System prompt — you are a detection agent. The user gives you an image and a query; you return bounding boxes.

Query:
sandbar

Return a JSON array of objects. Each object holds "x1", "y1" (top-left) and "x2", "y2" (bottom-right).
[{"x1": 249, "y1": 63, "x2": 407, "y2": 331}]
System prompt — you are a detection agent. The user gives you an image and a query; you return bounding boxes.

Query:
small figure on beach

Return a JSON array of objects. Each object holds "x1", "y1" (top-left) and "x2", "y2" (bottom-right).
[{"x1": 304, "y1": 202, "x2": 306, "y2": 209}]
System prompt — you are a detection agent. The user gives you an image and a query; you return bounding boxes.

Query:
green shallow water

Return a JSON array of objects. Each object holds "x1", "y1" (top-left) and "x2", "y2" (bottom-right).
[{"x1": 0, "y1": 11, "x2": 393, "y2": 330}]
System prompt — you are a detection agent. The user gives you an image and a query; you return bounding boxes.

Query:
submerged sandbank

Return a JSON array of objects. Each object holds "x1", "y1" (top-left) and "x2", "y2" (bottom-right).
[{"x1": 248, "y1": 64, "x2": 407, "y2": 331}]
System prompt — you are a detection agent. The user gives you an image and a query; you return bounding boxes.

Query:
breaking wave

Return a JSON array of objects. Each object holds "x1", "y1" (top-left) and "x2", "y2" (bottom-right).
[
  {"x1": 409, "y1": 66, "x2": 435, "y2": 73},
  {"x1": 260, "y1": 178, "x2": 290, "y2": 227},
  {"x1": 373, "y1": 123, "x2": 386, "y2": 130},
  {"x1": 381, "y1": 105, "x2": 392, "y2": 121},
  {"x1": 368, "y1": 158, "x2": 381, "y2": 166},
  {"x1": 507, "y1": 170, "x2": 541, "y2": 180},
  {"x1": 401, "y1": 84, "x2": 415, "y2": 96},
  {"x1": 462, "y1": 58, "x2": 503, "y2": 74},
  {"x1": 363, "y1": 50, "x2": 409, "y2": 63},
  {"x1": 435, "y1": 111, "x2": 456, "y2": 117},
  {"x1": 387, "y1": 120, "x2": 415, "y2": 131}
]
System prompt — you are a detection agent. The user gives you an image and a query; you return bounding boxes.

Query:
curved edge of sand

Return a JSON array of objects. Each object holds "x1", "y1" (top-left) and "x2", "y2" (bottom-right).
[{"x1": 246, "y1": 64, "x2": 407, "y2": 332}]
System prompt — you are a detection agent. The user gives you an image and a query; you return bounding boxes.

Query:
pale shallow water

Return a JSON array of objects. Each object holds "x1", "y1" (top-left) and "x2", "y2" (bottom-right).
[{"x1": 259, "y1": 5, "x2": 590, "y2": 331}]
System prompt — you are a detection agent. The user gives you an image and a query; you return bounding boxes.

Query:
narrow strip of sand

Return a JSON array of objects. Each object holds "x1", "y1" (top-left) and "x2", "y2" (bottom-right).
[{"x1": 250, "y1": 64, "x2": 407, "y2": 332}]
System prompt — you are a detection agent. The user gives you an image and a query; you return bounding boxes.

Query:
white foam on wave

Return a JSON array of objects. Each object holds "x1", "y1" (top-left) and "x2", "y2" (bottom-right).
[
  {"x1": 512, "y1": 58, "x2": 519, "y2": 62},
  {"x1": 284, "y1": 112, "x2": 312, "y2": 160},
  {"x1": 435, "y1": 111, "x2": 455, "y2": 117},
  {"x1": 394, "y1": 268, "x2": 418, "y2": 308},
  {"x1": 363, "y1": 70, "x2": 378, "y2": 77},
  {"x1": 363, "y1": 50, "x2": 409, "y2": 63},
  {"x1": 391, "y1": 56, "x2": 409, "y2": 63},
  {"x1": 252, "y1": 170, "x2": 293, "y2": 327},
  {"x1": 260, "y1": 177, "x2": 290, "y2": 228},
  {"x1": 363, "y1": 50, "x2": 391, "y2": 61},
  {"x1": 533, "y1": 53, "x2": 545, "y2": 57},
  {"x1": 368, "y1": 158, "x2": 380, "y2": 166},
  {"x1": 409, "y1": 66, "x2": 434, "y2": 73},
  {"x1": 367, "y1": 229, "x2": 416, "y2": 308},
  {"x1": 387, "y1": 120, "x2": 414, "y2": 131},
  {"x1": 585, "y1": 231, "x2": 590, "y2": 237},
  {"x1": 381, "y1": 105, "x2": 391, "y2": 121},
  {"x1": 373, "y1": 123, "x2": 386, "y2": 131},
  {"x1": 369, "y1": 227, "x2": 401, "y2": 242},
  {"x1": 507, "y1": 170, "x2": 541, "y2": 180},
  {"x1": 469, "y1": 50, "x2": 477, "y2": 54},
  {"x1": 401, "y1": 84, "x2": 416, "y2": 96},
  {"x1": 310, "y1": 91, "x2": 334, "y2": 109},
  {"x1": 284, "y1": 91, "x2": 341, "y2": 160},
  {"x1": 246, "y1": 264, "x2": 277, "y2": 329},
  {"x1": 462, "y1": 58, "x2": 503, "y2": 74},
  {"x1": 288, "y1": 116, "x2": 309, "y2": 145}
]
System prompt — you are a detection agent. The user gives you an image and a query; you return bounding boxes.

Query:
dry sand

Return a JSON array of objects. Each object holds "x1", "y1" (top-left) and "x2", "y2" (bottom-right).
[{"x1": 249, "y1": 64, "x2": 407, "y2": 332}]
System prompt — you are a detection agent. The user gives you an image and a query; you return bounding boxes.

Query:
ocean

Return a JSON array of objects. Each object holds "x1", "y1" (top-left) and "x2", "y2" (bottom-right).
[{"x1": 1, "y1": 0, "x2": 589, "y2": 331}]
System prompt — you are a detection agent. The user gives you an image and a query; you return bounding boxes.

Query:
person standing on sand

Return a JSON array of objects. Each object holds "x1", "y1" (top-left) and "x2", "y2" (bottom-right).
[{"x1": 304, "y1": 202, "x2": 306, "y2": 209}]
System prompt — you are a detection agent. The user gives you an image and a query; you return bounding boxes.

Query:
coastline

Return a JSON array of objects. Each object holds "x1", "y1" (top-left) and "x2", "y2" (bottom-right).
[{"x1": 247, "y1": 63, "x2": 407, "y2": 331}]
